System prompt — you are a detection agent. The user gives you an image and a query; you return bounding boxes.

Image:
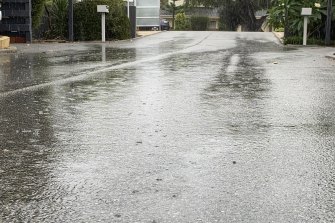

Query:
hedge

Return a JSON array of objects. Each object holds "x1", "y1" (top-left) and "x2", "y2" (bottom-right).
[
  {"x1": 74, "y1": 0, "x2": 130, "y2": 41},
  {"x1": 284, "y1": 36, "x2": 334, "y2": 45},
  {"x1": 190, "y1": 16, "x2": 209, "y2": 31}
]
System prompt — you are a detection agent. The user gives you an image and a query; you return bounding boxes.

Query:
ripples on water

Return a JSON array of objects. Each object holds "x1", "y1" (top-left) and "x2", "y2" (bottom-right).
[{"x1": 0, "y1": 33, "x2": 334, "y2": 222}]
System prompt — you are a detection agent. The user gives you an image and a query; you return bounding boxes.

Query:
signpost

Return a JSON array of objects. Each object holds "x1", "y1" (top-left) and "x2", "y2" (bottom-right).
[
  {"x1": 301, "y1": 8, "x2": 312, "y2": 46},
  {"x1": 97, "y1": 5, "x2": 109, "y2": 42},
  {"x1": 127, "y1": 0, "x2": 130, "y2": 18}
]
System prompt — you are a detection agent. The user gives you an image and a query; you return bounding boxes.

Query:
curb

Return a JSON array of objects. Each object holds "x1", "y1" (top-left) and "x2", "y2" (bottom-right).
[
  {"x1": 135, "y1": 31, "x2": 162, "y2": 40},
  {"x1": 0, "y1": 46, "x2": 17, "y2": 54}
]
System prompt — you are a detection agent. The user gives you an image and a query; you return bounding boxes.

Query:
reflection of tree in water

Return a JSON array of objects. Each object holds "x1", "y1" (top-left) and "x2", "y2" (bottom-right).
[
  {"x1": 0, "y1": 53, "x2": 54, "y2": 92},
  {"x1": 201, "y1": 40, "x2": 277, "y2": 137},
  {"x1": 205, "y1": 40, "x2": 275, "y2": 100}
]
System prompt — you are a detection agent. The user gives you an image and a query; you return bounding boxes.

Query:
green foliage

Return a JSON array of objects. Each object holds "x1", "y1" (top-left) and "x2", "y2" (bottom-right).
[
  {"x1": 220, "y1": 0, "x2": 240, "y2": 31},
  {"x1": 188, "y1": 0, "x2": 272, "y2": 31},
  {"x1": 32, "y1": 0, "x2": 48, "y2": 28},
  {"x1": 48, "y1": 0, "x2": 68, "y2": 38},
  {"x1": 190, "y1": 0, "x2": 271, "y2": 8},
  {"x1": 284, "y1": 35, "x2": 331, "y2": 45},
  {"x1": 274, "y1": 27, "x2": 284, "y2": 32},
  {"x1": 74, "y1": 0, "x2": 130, "y2": 41},
  {"x1": 190, "y1": 16, "x2": 209, "y2": 31},
  {"x1": 175, "y1": 13, "x2": 191, "y2": 30},
  {"x1": 268, "y1": 0, "x2": 335, "y2": 38}
]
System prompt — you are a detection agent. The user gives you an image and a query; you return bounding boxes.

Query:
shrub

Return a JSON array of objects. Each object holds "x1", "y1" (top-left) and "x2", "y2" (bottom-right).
[
  {"x1": 190, "y1": 16, "x2": 209, "y2": 31},
  {"x1": 284, "y1": 36, "x2": 332, "y2": 45},
  {"x1": 274, "y1": 27, "x2": 284, "y2": 32},
  {"x1": 175, "y1": 13, "x2": 190, "y2": 30},
  {"x1": 32, "y1": 0, "x2": 48, "y2": 28},
  {"x1": 48, "y1": 0, "x2": 68, "y2": 39},
  {"x1": 74, "y1": 0, "x2": 130, "y2": 41}
]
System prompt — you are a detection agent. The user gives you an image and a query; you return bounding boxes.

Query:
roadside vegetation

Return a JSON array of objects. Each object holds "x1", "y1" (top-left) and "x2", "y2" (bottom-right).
[
  {"x1": 163, "y1": 0, "x2": 334, "y2": 45},
  {"x1": 31, "y1": 0, "x2": 130, "y2": 41},
  {"x1": 268, "y1": 0, "x2": 335, "y2": 45}
]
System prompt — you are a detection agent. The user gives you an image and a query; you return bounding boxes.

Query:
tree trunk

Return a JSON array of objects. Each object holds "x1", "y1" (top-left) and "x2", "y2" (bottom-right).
[{"x1": 325, "y1": 0, "x2": 333, "y2": 45}]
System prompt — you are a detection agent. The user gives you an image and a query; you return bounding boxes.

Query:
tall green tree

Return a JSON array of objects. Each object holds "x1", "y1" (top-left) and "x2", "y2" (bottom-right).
[
  {"x1": 188, "y1": 0, "x2": 272, "y2": 31},
  {"x1": 161, "y1": 0, "x2": 184, "y2": 29},
  {"x1": 32, "y1": 0, "x2": 49, "y2": 28}
]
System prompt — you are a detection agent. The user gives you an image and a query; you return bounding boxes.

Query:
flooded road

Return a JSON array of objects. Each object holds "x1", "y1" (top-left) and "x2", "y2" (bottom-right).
[{"x1": 1, "y1": 31, "x2": 335, "y2": 222}]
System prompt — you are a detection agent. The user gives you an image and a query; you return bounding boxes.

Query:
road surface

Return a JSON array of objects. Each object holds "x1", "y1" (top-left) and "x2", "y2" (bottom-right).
[{"x1": 1, "y1": 32, "x2": 335, "y2": 222}]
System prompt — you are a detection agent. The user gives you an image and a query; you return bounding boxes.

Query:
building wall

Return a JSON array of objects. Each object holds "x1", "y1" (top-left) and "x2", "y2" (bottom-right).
[
  {"x1": 0, "y1": 0, "x2": 32, "y2": 43},
  {"x1": 136, "y1": 0, "x2": 160, "y2": 28}
]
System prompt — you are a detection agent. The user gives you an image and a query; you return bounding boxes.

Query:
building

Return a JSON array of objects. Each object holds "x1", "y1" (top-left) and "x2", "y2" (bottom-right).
[
  {"x1": 160, "y1": 7, "x2": 220, "y2": 30},
  {"x1": 0, "y1": 0, "x2": 32, "y2": 43},
  {"x1": 136, "y1": 0, "x2": 160, "y2": 29}
]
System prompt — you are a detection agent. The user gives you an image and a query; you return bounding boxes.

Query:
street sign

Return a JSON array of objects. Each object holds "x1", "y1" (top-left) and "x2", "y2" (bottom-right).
[
  {"x1": 301, "y1": 8, "x2": 312, "y2": 46},
  {"x1": 97, "y1": 5, "x2": 109, "y2": 13},
  {"x1": 301, "y1": 8, "x2": 312, "y2": 16},
  {"x1": 97, "y1": 5, "x2": 109, "y2": 42}
]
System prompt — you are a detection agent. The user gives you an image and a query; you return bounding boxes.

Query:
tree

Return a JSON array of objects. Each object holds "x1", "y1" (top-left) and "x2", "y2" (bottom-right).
[
  {"x1": 190, "y1": 0, "x2": 272, "y2": 31},
  {"x1": 161, "y1": 0, "x2": 183, "y2": 29},
  {"x1": 325, "y1": 0, "x2": 333, "y2": 44},
  {"x1": 32, "y1": 0, "x2": 49, "y2": 28},
  {"x1": 160, "y1": 0, "x2": 169, "y2": 6},
  {"x1": 268, "y1": 0, "x2": 333, "y2": 39},
  {"x1": 175, "y1": 12, "x2": 190, "y2": 30}
]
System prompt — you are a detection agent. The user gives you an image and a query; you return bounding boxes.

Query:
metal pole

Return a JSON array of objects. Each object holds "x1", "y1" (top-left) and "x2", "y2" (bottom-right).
[
  {"x1": 172, "y1": 0, "x2": 175, "y2": 29},
  {"x1": 68, "y1": 0, "x2": 73, "y2": 42},
  {"x1": 325, "y1": 0, "x2": 333, "y2": 45},
  {"x1": 127, "y1": 0, "x2": 130, "y2": 18},
  {"x1": 284, "y1": 2, "x2": 288, "y2": 39},
  {"x1": 303, "y1": 16, "x2": 308, "y2": 45},
  {"x1": 101, "y1": 13, "x2": 105, "y2": 42},
  {"x1": 28, "y1": 0, "x2": 33, "y2": 43}
]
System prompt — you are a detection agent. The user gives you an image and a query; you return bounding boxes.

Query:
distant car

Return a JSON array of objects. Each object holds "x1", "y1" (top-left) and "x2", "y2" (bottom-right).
[{"x1": 160, "y1": 20, "x2": 170, "y2": 31}]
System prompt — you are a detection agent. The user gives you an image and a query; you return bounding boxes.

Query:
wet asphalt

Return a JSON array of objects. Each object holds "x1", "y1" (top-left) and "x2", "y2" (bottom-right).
[{"x1": 0, "y1": 31, "x2": 335, "y2": 223}]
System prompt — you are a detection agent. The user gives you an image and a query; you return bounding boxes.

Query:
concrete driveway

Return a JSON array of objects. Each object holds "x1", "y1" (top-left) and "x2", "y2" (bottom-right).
[{"x1": 0, "y1": 31, "x2": 335, "y2": 223}]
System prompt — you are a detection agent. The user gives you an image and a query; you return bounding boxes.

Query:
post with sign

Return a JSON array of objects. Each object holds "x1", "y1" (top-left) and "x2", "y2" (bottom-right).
[
  {"x1": 301, "y1": 8, "x2": 312, "y2": 46},
  {"x1": 97, "y1": 5, "x2": 109, "y2": 42},
  {"x1": 0, "y1": 0, "x2": 2, "y2": 21}
]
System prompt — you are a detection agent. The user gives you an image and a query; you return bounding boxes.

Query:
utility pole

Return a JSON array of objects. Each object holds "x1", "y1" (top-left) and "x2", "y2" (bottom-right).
[
  {"x1": 284, "y1": 2, "x2": 289, "y2": 39},
  {"x1": 325, "y1": 0, "x2": 333, "y2": 45},
  {"x1": 68, "y1": 0, "x2": 74, "y2": 42},
  {"x1": 127, "y1": 0, "x2": 130, "y2": 18}
]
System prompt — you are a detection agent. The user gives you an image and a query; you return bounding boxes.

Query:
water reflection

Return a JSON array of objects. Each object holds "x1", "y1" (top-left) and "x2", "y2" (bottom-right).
[
  {"x1": 0, "y1": 53, "x2": 50, "y2": 93},
  {"x1": 0, "y1": 33, "x2": 334, "y2": 222},
  {"x1": 0, "y1": 88, "x2": 56, "y2": 221},
  {"x1": 101, "y1": 45, "x2": 106, "y2": 63}
]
